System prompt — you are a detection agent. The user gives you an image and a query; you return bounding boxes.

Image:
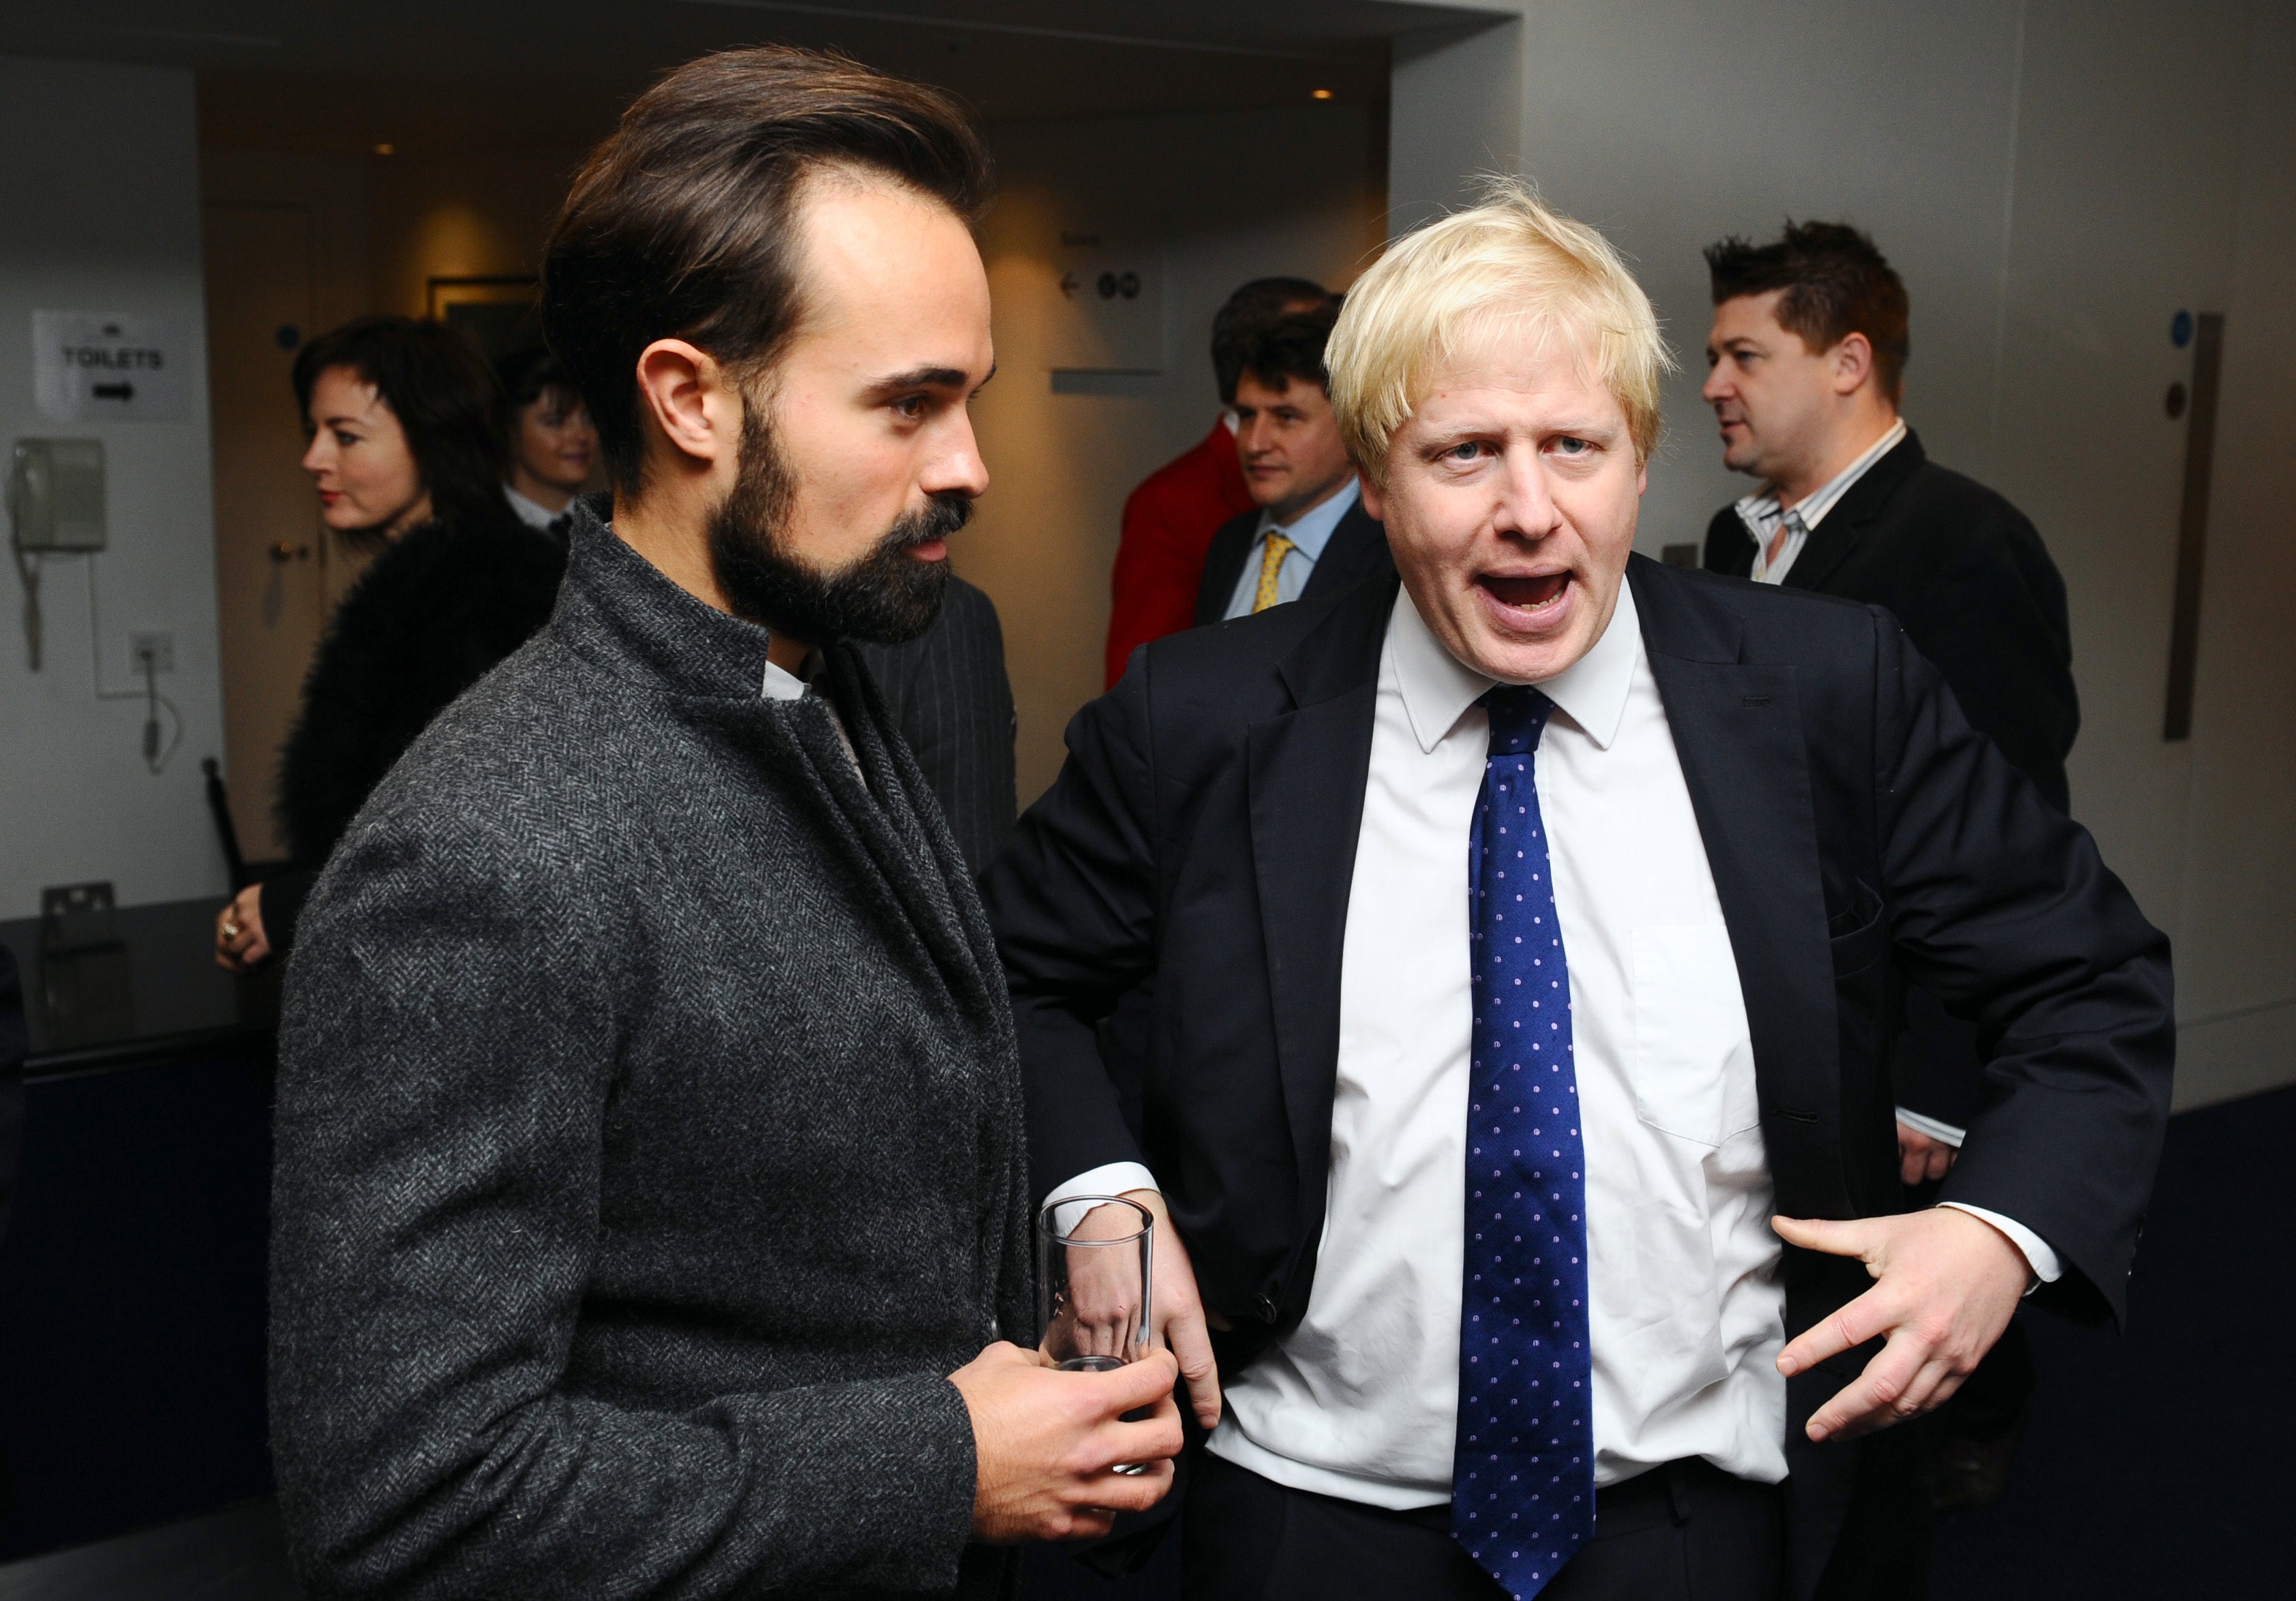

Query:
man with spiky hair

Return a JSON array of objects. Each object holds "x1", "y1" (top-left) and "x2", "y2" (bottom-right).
[
  {"x1": 1701, "y1": 222, "x2": 2080, "y2": 1511},
  {"x1": 268, "y1": 46, "x2": 1178, "y2": 1599}
]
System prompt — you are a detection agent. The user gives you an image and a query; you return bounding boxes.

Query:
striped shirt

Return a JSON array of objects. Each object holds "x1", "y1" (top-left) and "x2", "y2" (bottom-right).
[{"x1": 1734, "y1": 418, "x2": 1907, "y2": 584}]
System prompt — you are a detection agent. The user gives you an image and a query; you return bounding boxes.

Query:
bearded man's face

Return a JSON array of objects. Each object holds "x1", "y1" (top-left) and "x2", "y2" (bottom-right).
[
  {"x1": 708, "y1": 402, "x2": 969, "y2": 646},
  {"x1": 702, "y1": 177, "x2": 995, "y2": 650}
]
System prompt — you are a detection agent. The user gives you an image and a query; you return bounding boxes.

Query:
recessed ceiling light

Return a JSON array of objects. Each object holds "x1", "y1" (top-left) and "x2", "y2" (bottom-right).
[
  {"x1": 1312, "y1": 89, "x2": 1334, "y2": 100},
  {"x1": 373, "y1": 143, "x2": 396, "y2": 156}
]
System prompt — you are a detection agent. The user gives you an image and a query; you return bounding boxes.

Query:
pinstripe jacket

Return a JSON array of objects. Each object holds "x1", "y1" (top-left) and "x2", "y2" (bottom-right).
[{"x1": 856, "y1": 576, "x2": 1018, "y2": 878}]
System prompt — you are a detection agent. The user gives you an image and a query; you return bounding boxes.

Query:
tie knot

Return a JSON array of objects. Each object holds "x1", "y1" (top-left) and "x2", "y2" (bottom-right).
[{"x1": 1479, "y1": 685, "x2": 1552, "y2": 755}]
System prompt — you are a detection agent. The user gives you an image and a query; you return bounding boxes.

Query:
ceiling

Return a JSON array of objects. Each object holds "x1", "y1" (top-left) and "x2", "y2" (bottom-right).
[{"x1": 0, "y1": 0, "x2": 1507, "y2": 156}]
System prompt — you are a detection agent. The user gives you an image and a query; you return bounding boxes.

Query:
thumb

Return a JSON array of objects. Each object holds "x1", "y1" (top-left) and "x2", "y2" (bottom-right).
[
  {"x1": 1166, "y1": 1310, "x2": 1224, "y2": 1430},
  {"x1": 1772, "y1": 1215, "x2": 1878, "y2": 1262},
  {"x1": 1096, "y1": 1347, "x2": 1180, "y2": 1415}
]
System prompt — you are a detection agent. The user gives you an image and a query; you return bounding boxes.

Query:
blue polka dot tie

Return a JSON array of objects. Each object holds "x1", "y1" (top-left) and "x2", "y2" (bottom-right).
[{"x1": 1453, "y1": 686, "x2": 1594, "y2": 1600}]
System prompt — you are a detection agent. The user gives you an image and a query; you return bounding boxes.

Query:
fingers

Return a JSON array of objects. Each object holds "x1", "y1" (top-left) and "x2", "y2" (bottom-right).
[
  {"x1": 1097, "y1": 1347, "x2": 1179, "y2": 1414},
  {"x1": 1777, "y1": 1281, "x2": 1892, "y2": 1377},
  {"x1": 1923, "y1": 1144, "x2": 1954, "y2": 1182},
  {"x1": 1078, "y1": 1455, "x2": 1176, "y2": 1515},
  {"x1": 1165, "y1": 1307, "x2": 1224, "y2": 1430},
  {"x1": 1770, "y1": 1215, "x2": 1879, "y2": 1262},
  {"x1": 1808, "y1": 1334, "x2": 1962, "y2": 1441}
]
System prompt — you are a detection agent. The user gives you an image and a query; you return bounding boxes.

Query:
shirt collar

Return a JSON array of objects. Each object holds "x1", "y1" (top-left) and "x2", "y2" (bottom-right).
[
  {"x1": 503, "y1": 483, "x2": 562, "y2": 530},
  {"x1": 1390, "y1": 574, "x2": 1640, "y2": 755},
  {"x1": 761, "y1": 650, "x2": 826, "y2": 701},
  {"x1": 1258, "y1": 475, "x2": 1360, "y2": 561},
  {"x1": 1735, "y1": 416, "x2": 1907, "y2": 531}
]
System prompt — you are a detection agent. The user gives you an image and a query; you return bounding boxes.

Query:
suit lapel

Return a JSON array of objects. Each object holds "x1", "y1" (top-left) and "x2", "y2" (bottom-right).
[
  {"x1": 1247, "y1": 578, "x2": 1395, "y2": 1202},
  {"x1": 1782, "y1": 431, "x2": 1925, "y2": 595},
  {"x1": 1301, "y1": 501, "x2": 1395, "y2": 603},
  {"x1": 1628, "y1": 560, "x2": 1854, "y2": 1219}
]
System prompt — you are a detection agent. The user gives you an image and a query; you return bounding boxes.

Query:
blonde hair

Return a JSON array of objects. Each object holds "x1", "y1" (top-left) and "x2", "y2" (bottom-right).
[{"x1": 1328, "y1": 180, "x2": 1672, "y2": 483}]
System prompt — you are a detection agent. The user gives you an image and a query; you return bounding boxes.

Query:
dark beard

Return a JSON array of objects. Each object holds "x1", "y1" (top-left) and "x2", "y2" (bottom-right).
[{"x1": 706, "y1": 406, "x2": 969, "y2": 647}]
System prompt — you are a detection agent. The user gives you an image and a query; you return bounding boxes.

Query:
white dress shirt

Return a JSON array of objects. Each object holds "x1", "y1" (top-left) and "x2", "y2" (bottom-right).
[
  {"x1": 1219, "y1": 477, "x2": 1362, "y2": 620},
  {"x1": 1735, "y1": 418, "x2": 1906, "y2": 584},
  {"x1": 1054, "y1": 576, "x2": 2055, "y2": 1510}
]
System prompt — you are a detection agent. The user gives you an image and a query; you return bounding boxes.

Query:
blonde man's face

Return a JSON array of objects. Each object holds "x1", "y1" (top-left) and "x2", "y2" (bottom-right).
[{"x1": 1361, "y1": 319, "x2": 1644, "y2": 685}]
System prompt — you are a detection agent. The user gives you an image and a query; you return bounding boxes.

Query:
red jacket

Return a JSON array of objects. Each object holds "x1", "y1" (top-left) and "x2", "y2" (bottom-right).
[{"x1": 1104, "y1": 419, "x2": 1256, "y2": 687}]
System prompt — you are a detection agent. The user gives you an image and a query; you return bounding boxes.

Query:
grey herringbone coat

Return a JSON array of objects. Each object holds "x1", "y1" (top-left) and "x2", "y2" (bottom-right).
[{"x1": 270, "y1": 507, "x2": 1033, "y2": 1599}]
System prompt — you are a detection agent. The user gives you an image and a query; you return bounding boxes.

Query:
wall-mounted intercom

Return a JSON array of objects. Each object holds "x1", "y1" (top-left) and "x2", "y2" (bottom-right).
[
  {"x1": 7, "y1": 436, "x2": 108, "y2": 672},
  {"x1": 9, "y1": 438, "x2": 107, "y2": 552}
]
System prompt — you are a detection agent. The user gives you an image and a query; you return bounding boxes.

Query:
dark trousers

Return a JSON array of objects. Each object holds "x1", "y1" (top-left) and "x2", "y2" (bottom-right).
[{"x1": 1184, "y1": 1450, "x2": 1785, "y2": 1601}]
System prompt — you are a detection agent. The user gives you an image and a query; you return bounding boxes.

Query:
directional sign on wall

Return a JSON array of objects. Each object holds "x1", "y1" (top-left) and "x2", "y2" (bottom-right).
[
  {"x1": 1044, "y1": 232, "x2": 1164, "y2": 372},
  {"x1": 33, "y1": 311, "x2": 194, "y2": 422}
]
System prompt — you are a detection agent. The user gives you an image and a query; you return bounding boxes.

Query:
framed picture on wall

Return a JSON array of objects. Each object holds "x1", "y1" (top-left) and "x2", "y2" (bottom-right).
[{"x1": 427, "y1": 275, "x2": 541, "y2": 361}]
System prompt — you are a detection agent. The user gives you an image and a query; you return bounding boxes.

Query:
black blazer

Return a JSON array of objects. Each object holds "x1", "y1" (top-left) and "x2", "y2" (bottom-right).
[
  {"x1": 1706, "y1": 430, "x2": 2079, "y2": 1126},
  {"x1": 982, "y1": 560, "x2": 2170, "y2": 1587},
  {"x1": 1192, "y1": 496, "x2": 1394, "y2": 627},
  {"x1": 1703, "y1": 430, "x2": 2076, "y2": 811}
]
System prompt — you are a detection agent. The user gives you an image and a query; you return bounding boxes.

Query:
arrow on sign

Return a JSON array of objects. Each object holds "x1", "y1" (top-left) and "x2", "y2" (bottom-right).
[{"x1": 92, "y1": 382, "x2": 135, "y2": 401}]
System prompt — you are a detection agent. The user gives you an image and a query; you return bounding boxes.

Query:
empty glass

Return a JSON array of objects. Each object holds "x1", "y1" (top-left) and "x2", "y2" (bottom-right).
[{"x1": 1036, "y1": 1195, "x2": 1154, "y2": 1380}]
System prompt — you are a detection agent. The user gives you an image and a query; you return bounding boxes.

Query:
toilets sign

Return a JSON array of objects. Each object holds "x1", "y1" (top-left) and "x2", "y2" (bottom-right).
[{"x1": 33, "y1": 311, "x2": 194, "y2": 421}]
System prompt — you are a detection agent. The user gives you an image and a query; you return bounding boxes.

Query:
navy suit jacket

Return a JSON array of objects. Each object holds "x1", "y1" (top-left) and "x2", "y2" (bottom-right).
[{"x1": 984, "y1": 558, "x2": 2170, "y2": 1592}]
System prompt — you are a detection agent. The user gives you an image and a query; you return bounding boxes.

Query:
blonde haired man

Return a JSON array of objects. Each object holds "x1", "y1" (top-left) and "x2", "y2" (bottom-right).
[{"x1": 984, "y1": 185, "x2": 2169, "y2": 1599}]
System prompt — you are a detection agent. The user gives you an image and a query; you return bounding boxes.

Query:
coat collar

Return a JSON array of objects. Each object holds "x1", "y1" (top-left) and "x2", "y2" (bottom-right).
[
  {"x1": 1781, "y1": 428, "x2": 1927, "y2": 593},
  {"x1": 1273, "y1": 570, "x2": 1401, "y2": 710},
  {"x1": 553, "y1": 500, "x2": 781, "y2": 701}
]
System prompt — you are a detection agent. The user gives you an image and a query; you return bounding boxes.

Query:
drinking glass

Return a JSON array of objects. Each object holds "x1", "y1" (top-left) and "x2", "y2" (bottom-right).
[{"x1": 1037, "y1": 1194, "x2": 1154, "y2": 1389}]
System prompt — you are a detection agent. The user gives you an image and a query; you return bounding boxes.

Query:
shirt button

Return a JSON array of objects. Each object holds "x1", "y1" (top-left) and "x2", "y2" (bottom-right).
[{"x1": 1257, "y1": 1293, "x2": 1280, "y2": 1320}]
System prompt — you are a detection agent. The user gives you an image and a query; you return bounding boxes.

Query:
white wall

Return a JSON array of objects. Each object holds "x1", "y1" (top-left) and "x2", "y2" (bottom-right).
[
  {"x1": 0, "y1": 56, "x2": 228, "y2": 918},
  {"x1": 1388, "y1": 0, "x2": 2296, "y2": 1107},
  {"x1": 966, "y1": 103, "x2": 1388, "y2": 803}
]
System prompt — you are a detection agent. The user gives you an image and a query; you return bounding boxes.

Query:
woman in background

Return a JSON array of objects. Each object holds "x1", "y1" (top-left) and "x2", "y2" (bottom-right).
[
  {"x1": 214, "y1": 317, "x2": 566, "y2": 971},
  {"x1": 496, "y1": 344, "x2": 599, "y2": 535}
]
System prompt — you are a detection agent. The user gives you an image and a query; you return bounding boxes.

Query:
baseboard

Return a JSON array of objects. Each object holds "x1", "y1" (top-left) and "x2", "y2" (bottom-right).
[{"x1": 2171, "y1": 997, "x2": 2296, "y2": 1112}]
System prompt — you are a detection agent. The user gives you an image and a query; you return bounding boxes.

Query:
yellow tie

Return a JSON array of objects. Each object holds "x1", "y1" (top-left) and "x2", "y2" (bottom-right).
[{"x1": 1252, "y1": 533, "x2": 1297, "y2": 613}]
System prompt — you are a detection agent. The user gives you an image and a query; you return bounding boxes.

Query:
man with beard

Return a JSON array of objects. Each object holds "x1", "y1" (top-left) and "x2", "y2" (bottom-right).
[{"x1": 267, "y1": 46, "x2": 1179, "y2": 1600}]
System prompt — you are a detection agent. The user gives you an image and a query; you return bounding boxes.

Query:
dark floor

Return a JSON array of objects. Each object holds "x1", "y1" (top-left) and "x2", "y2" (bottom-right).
[
  {"x1": 1924, "y1": 1082, "x2": 2296, "y2": 1599},
  {"x1": 0, "y1": 1500, "x2": 296, "y2": 1601},
  {"x1": 6, "y1": 1086, "x2": 2287, "y2": 1600}
]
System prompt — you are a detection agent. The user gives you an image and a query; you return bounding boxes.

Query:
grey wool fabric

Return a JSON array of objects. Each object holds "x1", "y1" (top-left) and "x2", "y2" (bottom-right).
[{"x1": 269, "y1": 503, "x2": 1033, "y2": 1600}]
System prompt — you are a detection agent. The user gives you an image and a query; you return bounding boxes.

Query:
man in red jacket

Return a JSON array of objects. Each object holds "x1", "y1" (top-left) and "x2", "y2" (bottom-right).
[{"x1": 1104, "y1": 277, "x2": 1335, "y2": 687}]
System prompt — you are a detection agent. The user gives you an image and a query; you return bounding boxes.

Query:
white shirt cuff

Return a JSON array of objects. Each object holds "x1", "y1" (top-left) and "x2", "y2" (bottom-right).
[
  {"x1": 1044, "y1": 1162, "x2": 1160, "y2": 1234},
  {"x1": 1939, "y1": 1202, "x2": 2062, "y2": 1289},
  {"x1": 1893, "y1": 1106, "x2": 1966, "y2": 1148}
]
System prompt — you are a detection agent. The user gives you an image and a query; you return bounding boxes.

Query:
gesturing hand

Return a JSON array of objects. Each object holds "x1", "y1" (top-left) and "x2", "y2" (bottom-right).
[
  {"x1": 1772, "y1": 1208, "x2": 2031, "y2": 1442},
  {"x1": 1121, "y1": 1189, "x2": 1224, "y2": 1431},
  {"x1": 953, "y1": 1343, "x2": 1183, "y2": 1542}
]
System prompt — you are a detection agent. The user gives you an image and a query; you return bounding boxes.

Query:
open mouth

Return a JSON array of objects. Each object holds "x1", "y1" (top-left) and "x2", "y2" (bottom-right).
[{"x1": 1478, "y1": 571, "x2": 1571, "y2": 618}]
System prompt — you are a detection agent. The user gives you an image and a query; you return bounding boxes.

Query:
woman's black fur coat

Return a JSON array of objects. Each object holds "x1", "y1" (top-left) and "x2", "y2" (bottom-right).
[{"x1": 264, "y1": 505, "x2": 565, "y2": 951}]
